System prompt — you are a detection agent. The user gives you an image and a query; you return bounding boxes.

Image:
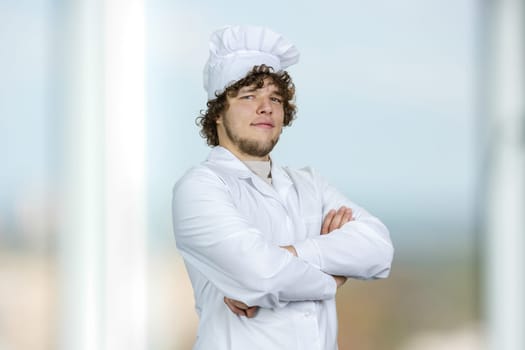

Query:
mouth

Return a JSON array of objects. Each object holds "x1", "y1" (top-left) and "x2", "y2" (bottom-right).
[{"x1": 250, "y1": 122, "x2": 275, "y2": 129}]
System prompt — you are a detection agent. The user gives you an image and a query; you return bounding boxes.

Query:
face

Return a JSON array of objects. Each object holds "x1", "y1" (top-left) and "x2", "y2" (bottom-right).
[{"x1": 216, "y1": 78, "x2": 284, "y2": 161}]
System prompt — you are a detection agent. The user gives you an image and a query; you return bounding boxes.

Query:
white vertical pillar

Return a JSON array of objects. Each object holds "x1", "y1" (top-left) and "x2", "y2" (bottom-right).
[
  {"x1": 484, "y1": 0, "x2": 525, "y2": 349},
  {"x1": 60, "y1": 0, "x2": 104, "y2": 349},
  {"x1": 103, "y1": 1, "x2": 147, "y2": 350},
  {"x1": 60, "y1": 0, "x2": 147, "y2": 349}
]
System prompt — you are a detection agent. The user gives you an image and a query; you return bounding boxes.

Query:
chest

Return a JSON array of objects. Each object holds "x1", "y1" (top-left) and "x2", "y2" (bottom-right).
[{"x1": 223, "y1": 173, "x2": 323, "y2": 245}]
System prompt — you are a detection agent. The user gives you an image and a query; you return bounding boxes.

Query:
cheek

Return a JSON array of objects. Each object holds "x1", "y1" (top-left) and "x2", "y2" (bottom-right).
[{"x1": 277, "y1": 111, "x2": 285, "y2": 126}]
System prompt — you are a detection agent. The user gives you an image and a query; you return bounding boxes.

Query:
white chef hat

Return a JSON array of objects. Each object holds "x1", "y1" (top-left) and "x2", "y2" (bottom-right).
[{"x1": 203, "y1": 25, "x2": 300, "y2": 100}]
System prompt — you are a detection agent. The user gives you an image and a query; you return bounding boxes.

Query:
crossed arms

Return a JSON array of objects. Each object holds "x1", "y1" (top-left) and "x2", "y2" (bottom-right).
[
  {"x1": 172, "y1": 166, "x2": 393, "y2": 311},
  {"x1": 225, "y1": 206, "x2": 353, "y2": 317}
]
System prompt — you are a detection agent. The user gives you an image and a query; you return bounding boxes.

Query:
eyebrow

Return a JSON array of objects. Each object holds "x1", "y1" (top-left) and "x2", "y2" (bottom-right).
[
  {"x1": 238, "y1": 85, "x2": 283, "y2": 96},
  {"x1": 239, "y1": 86, "x2": 258, "y2": 93}
]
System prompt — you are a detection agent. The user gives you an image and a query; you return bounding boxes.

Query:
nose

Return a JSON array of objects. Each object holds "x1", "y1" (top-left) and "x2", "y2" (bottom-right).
[{"x1": 256, "y1": 97, "x2": 272, "y2": 115}]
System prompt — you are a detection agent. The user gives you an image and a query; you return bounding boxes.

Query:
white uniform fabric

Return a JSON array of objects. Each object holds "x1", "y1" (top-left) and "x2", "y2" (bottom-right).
[{"x1": 172, "y1": 146, "x2": 394, "y2": 350}]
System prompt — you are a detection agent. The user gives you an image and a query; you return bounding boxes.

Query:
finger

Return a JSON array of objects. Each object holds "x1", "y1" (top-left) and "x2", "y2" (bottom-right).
[
  {"x1": 245, "y1": 306, "x2": 259, "y2": 318},
  {"x1": 348, "y1": 208, "x2": 355, "y2": 221},
  {"x1": 341, "y1": 208, "x2": 353, "y2": 225},
  {"x1": 224, "y1": 297, "x2": 247, "y2": 316},
  {"x1": 230, "y1": 300, "x2": 249, "y2": 310},
  {"x1": 333, "y1": 275, "x2": 348, "y2": 288},
  {"x1": 226, "y1": 301, "x2": 247, "y2": 316},
  {"x1": 224, "y1": 296, "x2": 249, "y2": 309},
  {"x1": 321, "y1": 209, "x2": 336, "y2": 234},
  {"x1": 329, "y1": 207, "x2": 346, "y2": 232}
]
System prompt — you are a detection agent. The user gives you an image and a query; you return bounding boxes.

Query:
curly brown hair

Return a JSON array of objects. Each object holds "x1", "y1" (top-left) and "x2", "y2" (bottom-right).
[{"x1": 196, "y1": 65, "x2": 297, "y2": 146}]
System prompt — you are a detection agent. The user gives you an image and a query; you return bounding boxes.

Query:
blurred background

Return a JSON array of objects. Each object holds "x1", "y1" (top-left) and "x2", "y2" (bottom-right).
[{"x1": 1, "y1": 0, "x2": 523, "y2": 349}]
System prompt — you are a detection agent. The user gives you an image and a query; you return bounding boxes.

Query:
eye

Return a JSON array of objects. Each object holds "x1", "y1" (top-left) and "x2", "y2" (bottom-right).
[
  {"x1": 270, "y1": 96, "x2": 283, "y2": 104},
  {"x1": 240, "y1": 94, "x2": 255, "y2": 100}
]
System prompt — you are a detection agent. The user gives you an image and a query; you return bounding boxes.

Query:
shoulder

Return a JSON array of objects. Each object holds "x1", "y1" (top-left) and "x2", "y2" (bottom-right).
[{"x1": 173, "y1": 165, "x2": 227, "y2": 198}]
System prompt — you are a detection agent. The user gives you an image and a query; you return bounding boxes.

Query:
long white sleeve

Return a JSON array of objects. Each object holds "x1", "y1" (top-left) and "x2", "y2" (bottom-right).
[
  {"x1": 172, "y1": 166, "x2": 337, "y2": 309},
  {"x1": 291, "y1": 168, "x2": 394, "y2": 279}
]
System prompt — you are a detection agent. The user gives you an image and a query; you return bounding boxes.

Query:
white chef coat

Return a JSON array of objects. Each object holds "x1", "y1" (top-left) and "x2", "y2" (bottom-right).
[{"x1": 172, "y1": 146, "x2": 393, "y2": 350}]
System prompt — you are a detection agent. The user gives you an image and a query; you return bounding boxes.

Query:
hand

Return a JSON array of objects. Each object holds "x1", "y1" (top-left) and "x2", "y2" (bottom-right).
[
  {"x1": 322, "y1": 207, "x2": 352, "y2": 289},
  {"x1": 321, "y1": 206, "x2": 353, "y2": 235},
  {"x1": 280, "y1": 245, "x2": 298, "y2": 256},
  {"x1": 224, "y1": 297, "x2": 259, "y2": 318},
  {"x1": 333, "y1": 275, "x2": 348, "y2": 289}
]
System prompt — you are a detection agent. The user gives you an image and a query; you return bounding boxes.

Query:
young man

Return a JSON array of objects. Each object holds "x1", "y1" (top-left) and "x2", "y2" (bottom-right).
[{"x1": 172, "y1": 25, "x2": 393, "y2": 350}]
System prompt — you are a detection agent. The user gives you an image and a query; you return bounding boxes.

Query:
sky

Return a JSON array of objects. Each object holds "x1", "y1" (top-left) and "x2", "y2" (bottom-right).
[{"x1": 0, "y1": 0, "x2": 479, "y2": 254}]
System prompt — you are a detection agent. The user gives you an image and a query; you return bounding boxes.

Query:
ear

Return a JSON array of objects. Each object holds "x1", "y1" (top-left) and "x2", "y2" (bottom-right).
[{"x1": 215, "y1": 113, "x2": 223, "y2": 125}]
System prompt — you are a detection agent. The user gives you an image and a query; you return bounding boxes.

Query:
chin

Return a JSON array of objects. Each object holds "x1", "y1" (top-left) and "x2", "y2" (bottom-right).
[{"x1": 238, "y1": 138, "x2": 279, "y2": 158}]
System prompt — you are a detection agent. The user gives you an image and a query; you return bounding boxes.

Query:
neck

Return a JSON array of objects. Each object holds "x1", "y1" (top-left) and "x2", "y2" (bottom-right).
[{"x1": 219, "y1": 145, "x2": 270, "y2": 162}]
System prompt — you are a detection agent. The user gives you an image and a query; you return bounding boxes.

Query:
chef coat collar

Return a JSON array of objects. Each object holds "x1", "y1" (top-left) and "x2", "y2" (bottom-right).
[
  {"x1": 206, "y1": 146, "x2": 294, "y2": 201},
  {"x1": 206, "y1": 146, "x2": 257, "y2": 177}
]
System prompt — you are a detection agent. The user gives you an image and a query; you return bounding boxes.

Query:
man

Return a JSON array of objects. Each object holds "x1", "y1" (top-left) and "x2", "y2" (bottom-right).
[{"x1": 172, "y1": 25, "x2": 393, "y2": 350}]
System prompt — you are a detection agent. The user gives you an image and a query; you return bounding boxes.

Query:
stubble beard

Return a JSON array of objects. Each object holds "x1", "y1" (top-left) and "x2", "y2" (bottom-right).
[{"x1": 223, "y1": 118, "x2": 280, "y2": 158}]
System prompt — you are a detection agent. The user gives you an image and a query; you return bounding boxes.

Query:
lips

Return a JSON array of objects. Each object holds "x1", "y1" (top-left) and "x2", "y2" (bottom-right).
[{"x1": 250, "y1": 120, "x2": 275, "y2": 129}]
